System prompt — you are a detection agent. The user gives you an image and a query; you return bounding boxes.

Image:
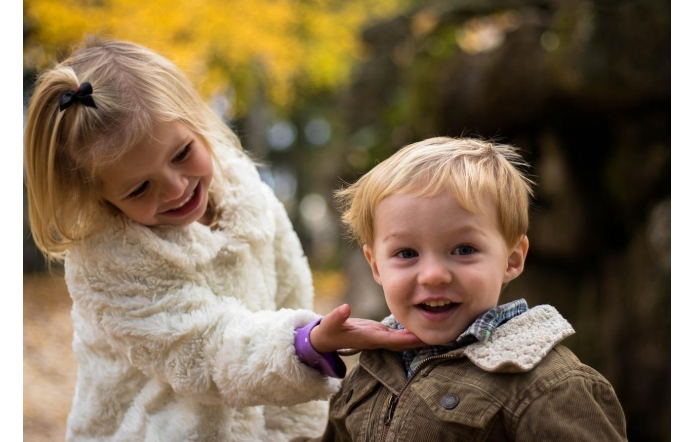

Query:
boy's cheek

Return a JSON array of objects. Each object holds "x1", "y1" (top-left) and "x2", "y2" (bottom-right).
[{"x1": 381, "y1": 279, "x2": 412, "y2": 305}]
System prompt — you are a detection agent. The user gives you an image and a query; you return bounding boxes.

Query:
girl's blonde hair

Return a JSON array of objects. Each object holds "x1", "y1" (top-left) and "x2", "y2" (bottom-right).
[
  {"x1": 24, "y1": 36, "x2": 242, "y2": 261},
  {"x1": 335, "y1": 137, "x2": 534, "y2": 248}
]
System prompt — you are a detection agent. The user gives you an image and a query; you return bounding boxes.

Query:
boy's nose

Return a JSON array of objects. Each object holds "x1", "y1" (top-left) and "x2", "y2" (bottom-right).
[{"x1": 417, "y1": 256, "x2": 452, "y2": 286}]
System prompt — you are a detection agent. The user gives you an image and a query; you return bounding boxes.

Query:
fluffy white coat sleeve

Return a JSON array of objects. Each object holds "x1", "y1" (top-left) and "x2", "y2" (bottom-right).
[{"x1": 65, "y1": 222, "x2": 340, "y2": 409}]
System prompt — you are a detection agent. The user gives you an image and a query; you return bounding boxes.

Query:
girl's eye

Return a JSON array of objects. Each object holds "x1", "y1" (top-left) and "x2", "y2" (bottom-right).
[
  {"x1": 453, "y1": 245, "x2": 475, "y2": 256},
  {"x1": 127, "y1": 181, "x2": 149, "y2": 199},
  {"x1": 172, "y1": 145, "x2": 191, "y2": 163},
  {"x1": 396, "y1": 249, "x2": 418, "y2": 259}
]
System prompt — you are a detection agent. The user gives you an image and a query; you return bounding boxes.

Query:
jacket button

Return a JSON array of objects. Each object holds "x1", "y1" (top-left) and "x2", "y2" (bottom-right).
[
  {"x1": 345, "y1": 389, "x2": 353, "y2": 403},
  {"x1": 441, "y1": 393, "x2": 459, "y2": 410}
]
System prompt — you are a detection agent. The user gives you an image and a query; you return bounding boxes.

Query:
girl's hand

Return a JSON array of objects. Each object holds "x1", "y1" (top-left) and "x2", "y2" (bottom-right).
[{"x1": 309, "y1": 304, "x2": 424, "y2": 353}]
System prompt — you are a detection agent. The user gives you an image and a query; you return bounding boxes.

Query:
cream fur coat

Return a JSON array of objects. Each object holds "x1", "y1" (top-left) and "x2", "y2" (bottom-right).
[{"x1": 64, "y1": 143, "x2": 341, "y2": 441}]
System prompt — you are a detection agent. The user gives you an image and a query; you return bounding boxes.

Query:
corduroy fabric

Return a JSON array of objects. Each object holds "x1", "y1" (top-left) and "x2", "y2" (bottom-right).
[{"x1": 292, "y1": 306, "x2": 627, "y2": 442}]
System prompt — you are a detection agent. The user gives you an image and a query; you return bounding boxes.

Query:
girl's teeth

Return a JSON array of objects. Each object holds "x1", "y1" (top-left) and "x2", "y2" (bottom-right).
[{"x1": 171, "y1": 192, "x2": 193, "y2": 210}]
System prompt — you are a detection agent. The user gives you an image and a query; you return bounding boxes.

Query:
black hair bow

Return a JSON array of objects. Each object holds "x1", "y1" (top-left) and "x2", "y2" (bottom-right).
[{"x1": 59, "y1": 82, "x2": 98, "y2": 112}]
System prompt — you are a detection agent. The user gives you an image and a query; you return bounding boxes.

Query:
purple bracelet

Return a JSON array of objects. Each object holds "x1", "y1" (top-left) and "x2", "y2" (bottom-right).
[{"x1": 294, "y1": 317, "x2": 347, "y2": 379}]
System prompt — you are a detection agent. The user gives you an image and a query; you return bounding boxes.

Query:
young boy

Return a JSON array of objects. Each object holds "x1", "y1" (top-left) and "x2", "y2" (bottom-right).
[{"x1": 295, "y1": 137, "x2": 627, "y2": 441}]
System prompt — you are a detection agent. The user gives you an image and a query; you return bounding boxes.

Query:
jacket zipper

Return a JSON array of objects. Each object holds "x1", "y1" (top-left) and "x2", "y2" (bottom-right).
[
  {"x1": 383, "y1": 393, "x2": 399, "y2": 425},
  {"x1": 381, "y1": 393, "x2": 398, "y2": 442},
  {"x1": 379, "y1": 353, "x2": 457, "y2": 441}
]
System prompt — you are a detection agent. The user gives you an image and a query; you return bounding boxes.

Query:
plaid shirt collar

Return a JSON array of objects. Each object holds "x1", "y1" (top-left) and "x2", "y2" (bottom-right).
[{"x1": 398, "y1": 299, "x2": 529, "y2": 379}]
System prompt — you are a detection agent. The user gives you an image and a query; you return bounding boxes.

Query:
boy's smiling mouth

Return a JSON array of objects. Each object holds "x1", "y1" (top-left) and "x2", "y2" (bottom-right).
[{"x1": 418, "y1": 300, "x2": 460, "y2": 313}]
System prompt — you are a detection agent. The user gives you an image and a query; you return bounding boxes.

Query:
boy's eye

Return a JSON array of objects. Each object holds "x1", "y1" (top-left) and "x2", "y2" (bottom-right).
[
  {"x1": 453, "y1": 245, "x2": 475, "y2": 256},
  {"x1": 172, "y1": 145, "x2": 191, "y2": 163},
  {"x1": 396, "y1": 249, "x2": 418, "y2": 259},
  {"x1": 127, "y1": 181, "x2": 149, "y2": 199}
]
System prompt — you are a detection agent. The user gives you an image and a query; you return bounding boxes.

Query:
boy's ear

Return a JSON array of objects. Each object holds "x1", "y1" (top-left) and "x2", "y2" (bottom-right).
[
  {"x1": 504, "y1": 235, "x2": 529, "y2": 283},
  {"x1": 363, "y1": 244, "x2": 382, "y2": 285}
]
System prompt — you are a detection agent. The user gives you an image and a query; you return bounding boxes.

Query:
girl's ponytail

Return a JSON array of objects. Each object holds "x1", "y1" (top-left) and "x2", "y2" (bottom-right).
[{"x1": 24, "y1": 66, "x2": 103, "y2": 261}]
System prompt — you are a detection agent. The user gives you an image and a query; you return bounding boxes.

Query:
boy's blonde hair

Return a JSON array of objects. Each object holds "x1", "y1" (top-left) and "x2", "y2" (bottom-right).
[
  {"x1": 336, "y1": 137, "x2": 534, "y2": 247},
  {"x1": 24, "y1": 37, "x2": 242, "y2": 261}
]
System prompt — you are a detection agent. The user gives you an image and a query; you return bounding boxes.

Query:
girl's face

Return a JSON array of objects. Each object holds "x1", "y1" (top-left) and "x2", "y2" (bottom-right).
[{"x1": 99, "y1": 120, "x2": 214, "y2": 228}]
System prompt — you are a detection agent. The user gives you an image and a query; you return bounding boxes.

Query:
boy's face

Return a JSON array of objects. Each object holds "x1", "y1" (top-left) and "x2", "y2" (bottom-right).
[{"x1": 363, "y1": 190, "x2": 528, "y2": 345}]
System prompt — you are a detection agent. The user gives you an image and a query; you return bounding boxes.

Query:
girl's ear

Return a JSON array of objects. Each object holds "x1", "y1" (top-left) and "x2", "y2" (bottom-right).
[
  {"x1": 363, "y1": 244, "x2": 382, "y2": 285},
  {"x1": 503, "y1": 235, "x2": 529, "y2": 284}
]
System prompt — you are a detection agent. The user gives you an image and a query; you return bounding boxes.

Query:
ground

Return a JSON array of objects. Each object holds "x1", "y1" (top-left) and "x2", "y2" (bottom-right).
[{"x1": 24, "y1": 273, "x2": 76, "y2": 442}]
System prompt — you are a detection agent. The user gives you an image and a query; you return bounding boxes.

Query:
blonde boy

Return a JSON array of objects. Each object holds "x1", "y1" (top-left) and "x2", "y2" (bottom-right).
[{"x1": 294, "y1": 137, "x2": 627, "y2": 441}]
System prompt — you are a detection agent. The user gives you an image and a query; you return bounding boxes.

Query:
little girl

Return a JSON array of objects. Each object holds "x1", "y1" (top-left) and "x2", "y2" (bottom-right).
[{"x1": 24, "y1": 37, "x2": 421, "y2": 441}]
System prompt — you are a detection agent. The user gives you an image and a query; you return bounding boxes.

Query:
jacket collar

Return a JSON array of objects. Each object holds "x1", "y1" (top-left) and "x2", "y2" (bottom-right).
[
  {"x1": 457, "y1": 305, "x2": 574, "y2": 373},
  {"x1": 360, "y1": 305, "x2": 575, "y2": 389}
]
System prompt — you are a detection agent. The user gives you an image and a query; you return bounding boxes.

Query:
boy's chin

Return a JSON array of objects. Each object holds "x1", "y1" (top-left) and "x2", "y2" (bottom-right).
[{"x1": 415, "y1": 331, "x2": 464, "y2": 346}]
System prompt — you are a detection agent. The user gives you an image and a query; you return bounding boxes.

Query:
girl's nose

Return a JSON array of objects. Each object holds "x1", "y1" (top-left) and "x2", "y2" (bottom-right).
[
  {"x1": 160, "y1": 173, "x2": 188, "y2": 202},
  {"x1": 417, "y1": 256, "x2": 452, "y2": 286}
]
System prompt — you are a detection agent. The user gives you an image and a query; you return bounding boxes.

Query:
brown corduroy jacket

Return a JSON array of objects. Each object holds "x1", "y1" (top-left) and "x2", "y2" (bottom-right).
[{"x1": 293, "y1": 305, "x2": 628, "y2": 442}]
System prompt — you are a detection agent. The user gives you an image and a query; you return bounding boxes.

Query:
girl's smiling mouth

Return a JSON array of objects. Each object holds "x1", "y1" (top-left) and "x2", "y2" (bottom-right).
[
  {"x1": 162, "y1": 182, "x2": 202, "y2": 217},
  {"x1": 169, "y1": 192, "x2": 194, "y2": 211}
]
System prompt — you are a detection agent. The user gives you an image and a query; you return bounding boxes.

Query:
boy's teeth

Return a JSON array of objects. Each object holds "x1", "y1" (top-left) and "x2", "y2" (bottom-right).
[{"x1": 423, "y1": 300, "x2": 451, "y2": 307}]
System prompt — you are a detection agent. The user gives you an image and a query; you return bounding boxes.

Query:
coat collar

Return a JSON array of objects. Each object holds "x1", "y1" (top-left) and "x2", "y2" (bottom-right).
[
  {"x1": 457, "y1": 304, "x2": 575, "y2": 373},
  {"x1": 360, "y1": 305, "x2": 575, "y2": 390}
]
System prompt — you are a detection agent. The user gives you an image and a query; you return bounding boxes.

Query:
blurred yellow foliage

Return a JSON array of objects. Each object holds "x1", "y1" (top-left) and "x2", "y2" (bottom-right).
[
  {"x1": 311, "y1": 269, "x2": 346, "y2": 301},
  {"x1": 24, "y1": 0, "x2": 404, "y2": 113}
]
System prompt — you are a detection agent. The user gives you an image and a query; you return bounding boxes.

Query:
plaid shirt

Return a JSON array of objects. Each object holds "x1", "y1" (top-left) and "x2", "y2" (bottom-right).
[{"x1": 399, "y1": 299, "x2": 529, "y2": 379}]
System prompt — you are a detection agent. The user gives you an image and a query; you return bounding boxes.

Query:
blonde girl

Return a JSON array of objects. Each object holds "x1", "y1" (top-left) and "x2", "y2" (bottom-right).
[{"x1": 24, "y1": 37, "x2": 420, "y2": 441}]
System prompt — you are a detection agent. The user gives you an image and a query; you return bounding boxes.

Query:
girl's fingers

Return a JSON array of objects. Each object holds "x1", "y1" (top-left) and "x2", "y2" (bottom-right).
[{"x1": 320, "y1": 304, "x2": 351, "y2": 333}]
